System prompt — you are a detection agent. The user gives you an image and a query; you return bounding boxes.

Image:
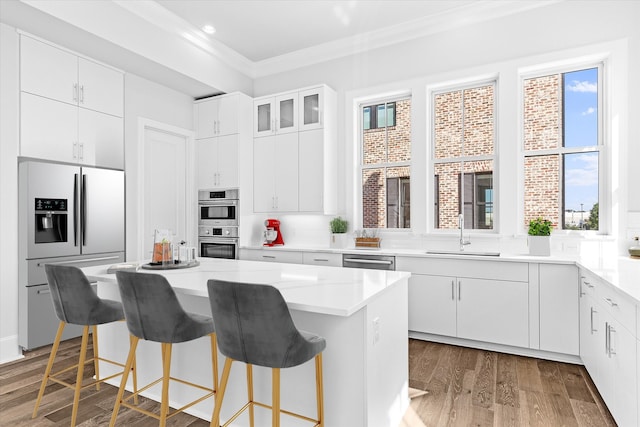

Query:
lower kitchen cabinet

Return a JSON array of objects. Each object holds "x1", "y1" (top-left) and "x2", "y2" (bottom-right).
[
  {"x1": 240, "y1": 248, "x2": 303, "y2": 264},
  {"x1": 408, "y1": 275, "x2": 456, "y2": 336},
  {"x1": 579, "y1": 270, "x2": 638, "y2": 427},
  {"x1": 538, "y1": 263, "x2": 579, "y2": 355},
  {"x1": 302, "y1": 251, "x2": 342, "y2": 266}
]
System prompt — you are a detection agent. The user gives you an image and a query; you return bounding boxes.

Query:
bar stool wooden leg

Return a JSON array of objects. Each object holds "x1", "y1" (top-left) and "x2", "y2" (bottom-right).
[
  {"x1": 210, "y1": 333, "x2": 218, "y2": 392},
  {"x1": 70, "y1": 325, "x2": 90, "y2": 426},
  {"x1": 211, "y1": 358, "x2": 233, "y2": 427},
  {"x1": 315, "y1": 353, "x2": 324, "y2": 427},
  {"x1": 32, "y1": 321, "x2": 65, "y2": 418},
  {"x1": 110, "y1": 336, "x2": 138, "y2": 427},
  {"x1": 92, "y1": 325, "x2": 100, "y2": 391},
  {"x1": 246, "y1": 364, "x2": 255, "y2": 427},
  {"x1": 272, "y1": 368, "x2": 281, "y2": 427},
  {"x1": 130, "y1": 334, "x2": 139, "y2": 405},
  {"x1": 160, "y1": 343, "x2": 172, "y2": 427}
]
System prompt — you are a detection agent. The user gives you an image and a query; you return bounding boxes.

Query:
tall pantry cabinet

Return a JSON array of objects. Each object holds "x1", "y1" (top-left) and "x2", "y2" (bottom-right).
[
  {"x1": 194, "y1": 93, "x2": 252, "y2": 190},
  {"x1": 19, "y1": 34, "x2": 124, "y2": 169},
  {"x1": 252, "y1": 84, "x2": 337, "y2": 214}
]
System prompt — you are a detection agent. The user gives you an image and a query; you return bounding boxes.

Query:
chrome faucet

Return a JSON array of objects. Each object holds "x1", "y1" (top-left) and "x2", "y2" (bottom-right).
[{"x1": 459, "y1": 214, "x2": 471, "y2": 251}]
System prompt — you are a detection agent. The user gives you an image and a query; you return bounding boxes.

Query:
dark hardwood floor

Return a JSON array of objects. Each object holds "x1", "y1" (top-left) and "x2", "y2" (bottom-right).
[{"x1": 0, "y1": 337, "x2": 616, "y2": 426}]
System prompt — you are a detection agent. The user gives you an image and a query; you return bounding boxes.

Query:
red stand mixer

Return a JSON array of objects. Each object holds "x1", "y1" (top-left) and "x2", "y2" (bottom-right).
[{"x1": 263, "y1": 218, "x2": 284, "y2": 246}]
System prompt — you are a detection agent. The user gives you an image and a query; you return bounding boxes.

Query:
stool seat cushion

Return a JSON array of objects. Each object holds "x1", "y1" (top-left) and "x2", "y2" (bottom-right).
[
  {"x1": 207, "y1": 280, "x2": 326, "y2": 369},
  {"x1": 45, "y1": 265, "x2": 124, "y2": 326},
  {"x1": 116, "y1": 271, "x2": 214, "y2": 343}
]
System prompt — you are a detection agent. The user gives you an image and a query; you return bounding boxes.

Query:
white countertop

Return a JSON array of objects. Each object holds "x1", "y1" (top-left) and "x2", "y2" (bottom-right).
[
  {"x1": 82, "y1": 258, "x2": 410, "y2": 317},
  {"x1": 242, "y1": 245, "x2": 640, "y2": 304}
]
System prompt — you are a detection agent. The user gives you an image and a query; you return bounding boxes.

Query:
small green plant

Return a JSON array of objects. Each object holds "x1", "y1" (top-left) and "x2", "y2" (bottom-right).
[
  {"x1": 330, "y1": 217, "x2": 348, "y2": 234},
  {"x1": 528, "y1": 217, "x2": 553, "y2": 236}
]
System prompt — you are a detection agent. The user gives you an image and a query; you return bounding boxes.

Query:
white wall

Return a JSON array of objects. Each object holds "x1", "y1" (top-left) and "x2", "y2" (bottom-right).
[
  {"x1": 251, "y1": 1, "x2": 640, "y2": 253},
  {"x1": 0, "y1": 25, "x2": 195, "y2": 363},
  {"x1": 0, "y1": 23, "x2": 21, "y2": 363}
]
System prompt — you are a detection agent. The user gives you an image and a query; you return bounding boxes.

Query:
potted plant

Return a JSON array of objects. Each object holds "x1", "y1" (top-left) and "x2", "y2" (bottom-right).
[
  {"x1": 528, "y1": 217, "x2": 552, "y2": 256},
  {"x1": 329, "y1": 217, "x2": 348, "y2": 248}
]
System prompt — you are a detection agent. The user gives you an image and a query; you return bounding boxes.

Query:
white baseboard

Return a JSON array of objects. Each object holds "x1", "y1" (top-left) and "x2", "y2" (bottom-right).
[{"x1": 0, "y1": 334, "x2": 24, "y2": 365}]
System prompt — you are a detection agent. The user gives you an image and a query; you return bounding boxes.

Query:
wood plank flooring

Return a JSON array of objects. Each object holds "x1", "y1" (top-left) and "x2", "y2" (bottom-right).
[{"x1": 0, "y1": 337, "x2": 616, "y2": 426}]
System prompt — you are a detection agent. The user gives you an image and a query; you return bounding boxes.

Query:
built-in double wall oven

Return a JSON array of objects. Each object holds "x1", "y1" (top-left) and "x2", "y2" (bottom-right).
[{"x1": 198, "y1": 188, "x2": 239, "y2": 259}]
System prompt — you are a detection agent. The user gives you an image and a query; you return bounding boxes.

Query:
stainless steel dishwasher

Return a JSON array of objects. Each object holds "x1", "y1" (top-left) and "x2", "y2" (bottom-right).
[{"x1": 342, "y1": 253, "x2": 396, "y2": 271}]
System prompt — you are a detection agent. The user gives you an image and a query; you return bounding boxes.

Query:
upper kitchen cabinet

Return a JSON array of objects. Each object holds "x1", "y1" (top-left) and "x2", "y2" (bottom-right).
[
  {"x1": 195, "y1": 93, "x2": 249, "y2": 139},
  {"x1": 252, "y1": 84, "x2": 337, "y2": 214},
  {"x1": 20, "y1": 35, "x2": 123, "y2": 117},
  {"x1": 194, "y1": 92, "x2": 252, "y2": 189},
  {"x1": 253, "y1": 91, "x2": 298, "y2": 137},
  {"x1": 19, "y1": 34, "x2": 124, "y2": 169}
]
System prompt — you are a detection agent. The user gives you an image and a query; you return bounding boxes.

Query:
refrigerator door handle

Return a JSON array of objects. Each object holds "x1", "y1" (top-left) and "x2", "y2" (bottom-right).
[
  {"x1": 81, "y1": 174, "x2": 87, "y2": 246},
  {"x1": 73, "y1": 173, "x2": 79, "y2": 246}
]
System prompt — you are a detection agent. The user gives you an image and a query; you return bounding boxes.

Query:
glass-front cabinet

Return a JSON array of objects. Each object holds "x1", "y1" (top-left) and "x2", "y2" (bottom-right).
[
  {"x1": 299, "y1": 87, "x2": 324, "y2": 131},
  {"x1": 253, "y1": 91, "x2": 298, "y2": 137}
]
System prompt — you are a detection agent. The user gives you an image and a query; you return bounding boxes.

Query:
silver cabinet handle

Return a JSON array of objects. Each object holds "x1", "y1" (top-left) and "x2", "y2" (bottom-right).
[
  {"x1": 343, "y1": 259, "x2": 393, "y2": 265},
  {"x1": 590, "y1": 307, "x2": 598, "y2": 333},
  {"x1": 73, "y1": 142, "x2": 78, "y2": 159},
  {"x1": 458, "y1": 280, "x2": 461, "y2": 300},
  {"x1": 73, "y1": 83, "x2": 78, "y2": 102},
  {"x1": 79, "y1": 143, "x2": 84, "y2": 160},
  {"x1": 603, "y1": 297, "x2": 618, "y2": 307},
  {"x1": 451, "y1": 280, "x2": 455, "y2": 300},
  {"x1": 37, "y1": 289, "x2": 51, "y2": 295},
  {"x1": 608, "y1": 324, "x2": 616, "y2": 357},
  {"x1": 605, "y1": 321, "x2": 609, "y2": 356},
  {"x1": 79, "y1": 85, "x2": 84, "y2": 103},
  {"x1": 36, "y1": 255, "x2": 120, "y2": 267},
  {"x1": 262, "y1": 255, "x2": 276, "y2": 259},
  {"x1": 313, "y1": 258, "x2": 329, "y2": 262}
]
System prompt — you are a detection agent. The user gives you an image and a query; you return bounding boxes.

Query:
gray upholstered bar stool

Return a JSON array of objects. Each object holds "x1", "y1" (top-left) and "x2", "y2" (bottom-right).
[
  {"x1": 110, "y1": 271, "x2": 218, "y2": 427},
  {"x1": 207, "y1": 279, "x2": 326, "y2": 427},
  {"x1": 33, "y1": 264, "x2": 137, "y2": 427}
]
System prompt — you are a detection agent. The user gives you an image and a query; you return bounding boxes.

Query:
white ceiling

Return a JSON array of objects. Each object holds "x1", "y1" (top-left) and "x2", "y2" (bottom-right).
[{"x1": 155, "y1": 0, "x2": 478, "y2": 62}]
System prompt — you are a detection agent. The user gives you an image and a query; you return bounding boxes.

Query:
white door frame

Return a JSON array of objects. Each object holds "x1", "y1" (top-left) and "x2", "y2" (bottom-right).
[{"x1": 137, "y1": 117, "x2": 195, "y2": 261}]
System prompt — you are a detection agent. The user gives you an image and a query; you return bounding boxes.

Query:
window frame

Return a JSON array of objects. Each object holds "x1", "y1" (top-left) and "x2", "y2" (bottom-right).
[
  {"x1": 520, "y1": 61, "x2": 605, "y2": 235},
  {"x1": 358, "y1": 94, "x2": 412, "y2": 231},
  {"x1": 429, "y1": 78, "x2": 498, "y2": 234}
]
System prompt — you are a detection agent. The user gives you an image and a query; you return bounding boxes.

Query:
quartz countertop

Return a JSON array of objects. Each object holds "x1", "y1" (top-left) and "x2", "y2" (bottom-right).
[{"x1": 82, "y1": 258, "x2": 410, "y2": 317}]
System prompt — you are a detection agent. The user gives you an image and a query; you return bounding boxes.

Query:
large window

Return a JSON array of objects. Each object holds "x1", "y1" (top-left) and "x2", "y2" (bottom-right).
[
  {"x1": 523, "y1": 66, "x2": 601, "y2": 231},
  {"x1": 361, "y1": 98, "x2": 411, "y2": 228},
  {"x1": 432, "y1": 82, "x2": 496, "y2": 230}
]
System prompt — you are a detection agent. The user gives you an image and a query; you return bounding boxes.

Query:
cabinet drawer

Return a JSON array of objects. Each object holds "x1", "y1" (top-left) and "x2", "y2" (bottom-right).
[
  {"x1": 579, "y1": 269, "x2": 598, "y2": 298},
  {"x1": 396, "y1": 257, "x2": 528, "y2": 282},
  {"x1": 596, "y1": 280, "x2": 637, "y2": 335},
  {"x1": 241, "y1": 249, "x2": 303, "y2": 264},
  {"x1": 302, "y1": 252, "x2": 342, "y2": 266}
]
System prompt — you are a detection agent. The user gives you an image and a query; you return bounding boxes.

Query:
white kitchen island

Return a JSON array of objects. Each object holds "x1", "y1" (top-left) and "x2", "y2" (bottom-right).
[{"x1": 83, "y1": 258, "x2": 410, "y2": 427}]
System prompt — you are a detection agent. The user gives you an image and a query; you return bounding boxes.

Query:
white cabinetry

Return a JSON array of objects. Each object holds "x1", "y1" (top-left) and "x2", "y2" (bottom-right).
[
  {"x1": 194, "y1": 93, "x2": 251, "y2": 189},
  {"x1": 538, "y1": 263, "x2": 579, "y2": 355},
  {"x1": 253, "y1": 85, "x2": 336, "y2": 214},
  {"x1": 398, "y1": 257, "x2": 529, "y2": 348},
  {"x1": 19, "y1": 34, "x2": 123, "y2": 169},
  {"x1": 302, "y1": 251, "x2": 342, "y2": 267},
  {"x1": 579, "y1": 270, "x2": 638, "y2": 427},
  {"x1": 240, "y1": 248, "x2": 303, "y2": 264}
]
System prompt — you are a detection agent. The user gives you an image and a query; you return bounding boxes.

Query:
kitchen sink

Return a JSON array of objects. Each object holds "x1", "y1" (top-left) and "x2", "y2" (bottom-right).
[{"x1": 426, "y1": 250, "x2": 501, "y2": 257}]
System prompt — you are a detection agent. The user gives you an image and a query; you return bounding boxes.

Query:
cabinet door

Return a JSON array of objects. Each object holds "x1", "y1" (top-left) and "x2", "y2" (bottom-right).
[
  {"x1": 253, "y1": 136, "x2": 276, "y2": 212},
  {"x1": 275, "y1": 92, "x2": 298, "y2": 134},
  {"x1": 302, "y1": 252, "x2": 342, "y2": 266},
  {"x1": 457, "y1": 278, "x2": 529, "y2": 348},
  {"x1": 21, "y1": 93, "x2": 78, "y2": 163},
  {"x1": 254, "y1": 98, "x2": 274, "y2": 137},
  {"x1": 79, "y1": 108, "x2": 123, "y2": 168},
  {"x1": 274, "y1": 133, "x2": 298, "y2": 211},
  {"x1": 20, "y1": 35, "x2": 78, "y2": 106},
  {"x1": 609, "y1": 319, "x2": 638, "y2": 427},
  {"x1": 579, "y1": 294, "x2": 602, "y2": 385},
  {"x1": 196, "y1": 99, "x2": 218, "y2": 139},
  {"x1": 539, "y1": 264, "x2": 579, "y2": 355},
  {"x1": 197, "y1": 138, "x2": 217, "y2": 188},
  {"x1": 298, "y1": 129, "x2": 324, "y2": 212},
  {"x1": 408, "y1": 274, "x2": 456, "y2": 336},
  {"x1": 217, "y1": 134, "x2": 239, "y2": 188},
  {"x1": 217, "y1": 95, "x2": 239, "y2": 136},
  {"x1": 78, "y1": 58, "x2": 123, "y2": 117},
  {"x1": 299, "y1": 87, "x2": 323, "y2": 131}
]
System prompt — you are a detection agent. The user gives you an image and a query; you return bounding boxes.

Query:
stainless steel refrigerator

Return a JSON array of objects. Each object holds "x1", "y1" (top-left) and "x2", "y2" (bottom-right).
[{"x1": 19, "y1": 161, "x2": 125, "y2": 350}]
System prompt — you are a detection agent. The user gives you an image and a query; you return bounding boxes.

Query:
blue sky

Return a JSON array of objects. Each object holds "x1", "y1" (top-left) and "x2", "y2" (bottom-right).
[{"x1": 563, "y1": 68, "x2": 598, "y2": 215}]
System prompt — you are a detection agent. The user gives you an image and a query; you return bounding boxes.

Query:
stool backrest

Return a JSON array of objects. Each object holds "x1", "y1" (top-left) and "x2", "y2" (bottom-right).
[
  {"x1": 116, "y1": 271, "x2": 199, "y2": 343},
  {"x1": 207, "y1": 280, "x2": 318, "y2": 368},
  {"x1": 45, "y1": 264, "x2": 105, "y2": 325}
]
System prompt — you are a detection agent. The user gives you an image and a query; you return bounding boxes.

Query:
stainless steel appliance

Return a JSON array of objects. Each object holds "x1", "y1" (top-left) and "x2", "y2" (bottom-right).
[
  {"x1": 198, "y1": 189, "x2": 239, "y2": 259},
  {"x1": 342, "y1": 254, "x2": 396, "y2": 271},
  {"x1": 19, "y1": 161, "x2": 125, "y2": 350}
]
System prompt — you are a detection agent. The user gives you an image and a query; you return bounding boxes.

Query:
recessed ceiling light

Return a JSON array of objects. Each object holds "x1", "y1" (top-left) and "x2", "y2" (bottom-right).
[{"x1": 202, "y1": 24, "x2": 216, "y2": 34}]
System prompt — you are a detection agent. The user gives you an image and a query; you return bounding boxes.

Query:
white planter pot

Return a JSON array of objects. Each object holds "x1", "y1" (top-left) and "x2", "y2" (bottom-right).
[
  {"x1": 330, "y1": 233, "x2": 348, "y2": 249},
  {"x1": 528, "y1": 235, "x2": 550, "y2": 256}
]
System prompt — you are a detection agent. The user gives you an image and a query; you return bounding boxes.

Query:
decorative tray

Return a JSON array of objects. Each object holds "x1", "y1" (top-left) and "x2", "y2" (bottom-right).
[{"x1": 140, "y1": 260, "x2": 200, "y2": 270}]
